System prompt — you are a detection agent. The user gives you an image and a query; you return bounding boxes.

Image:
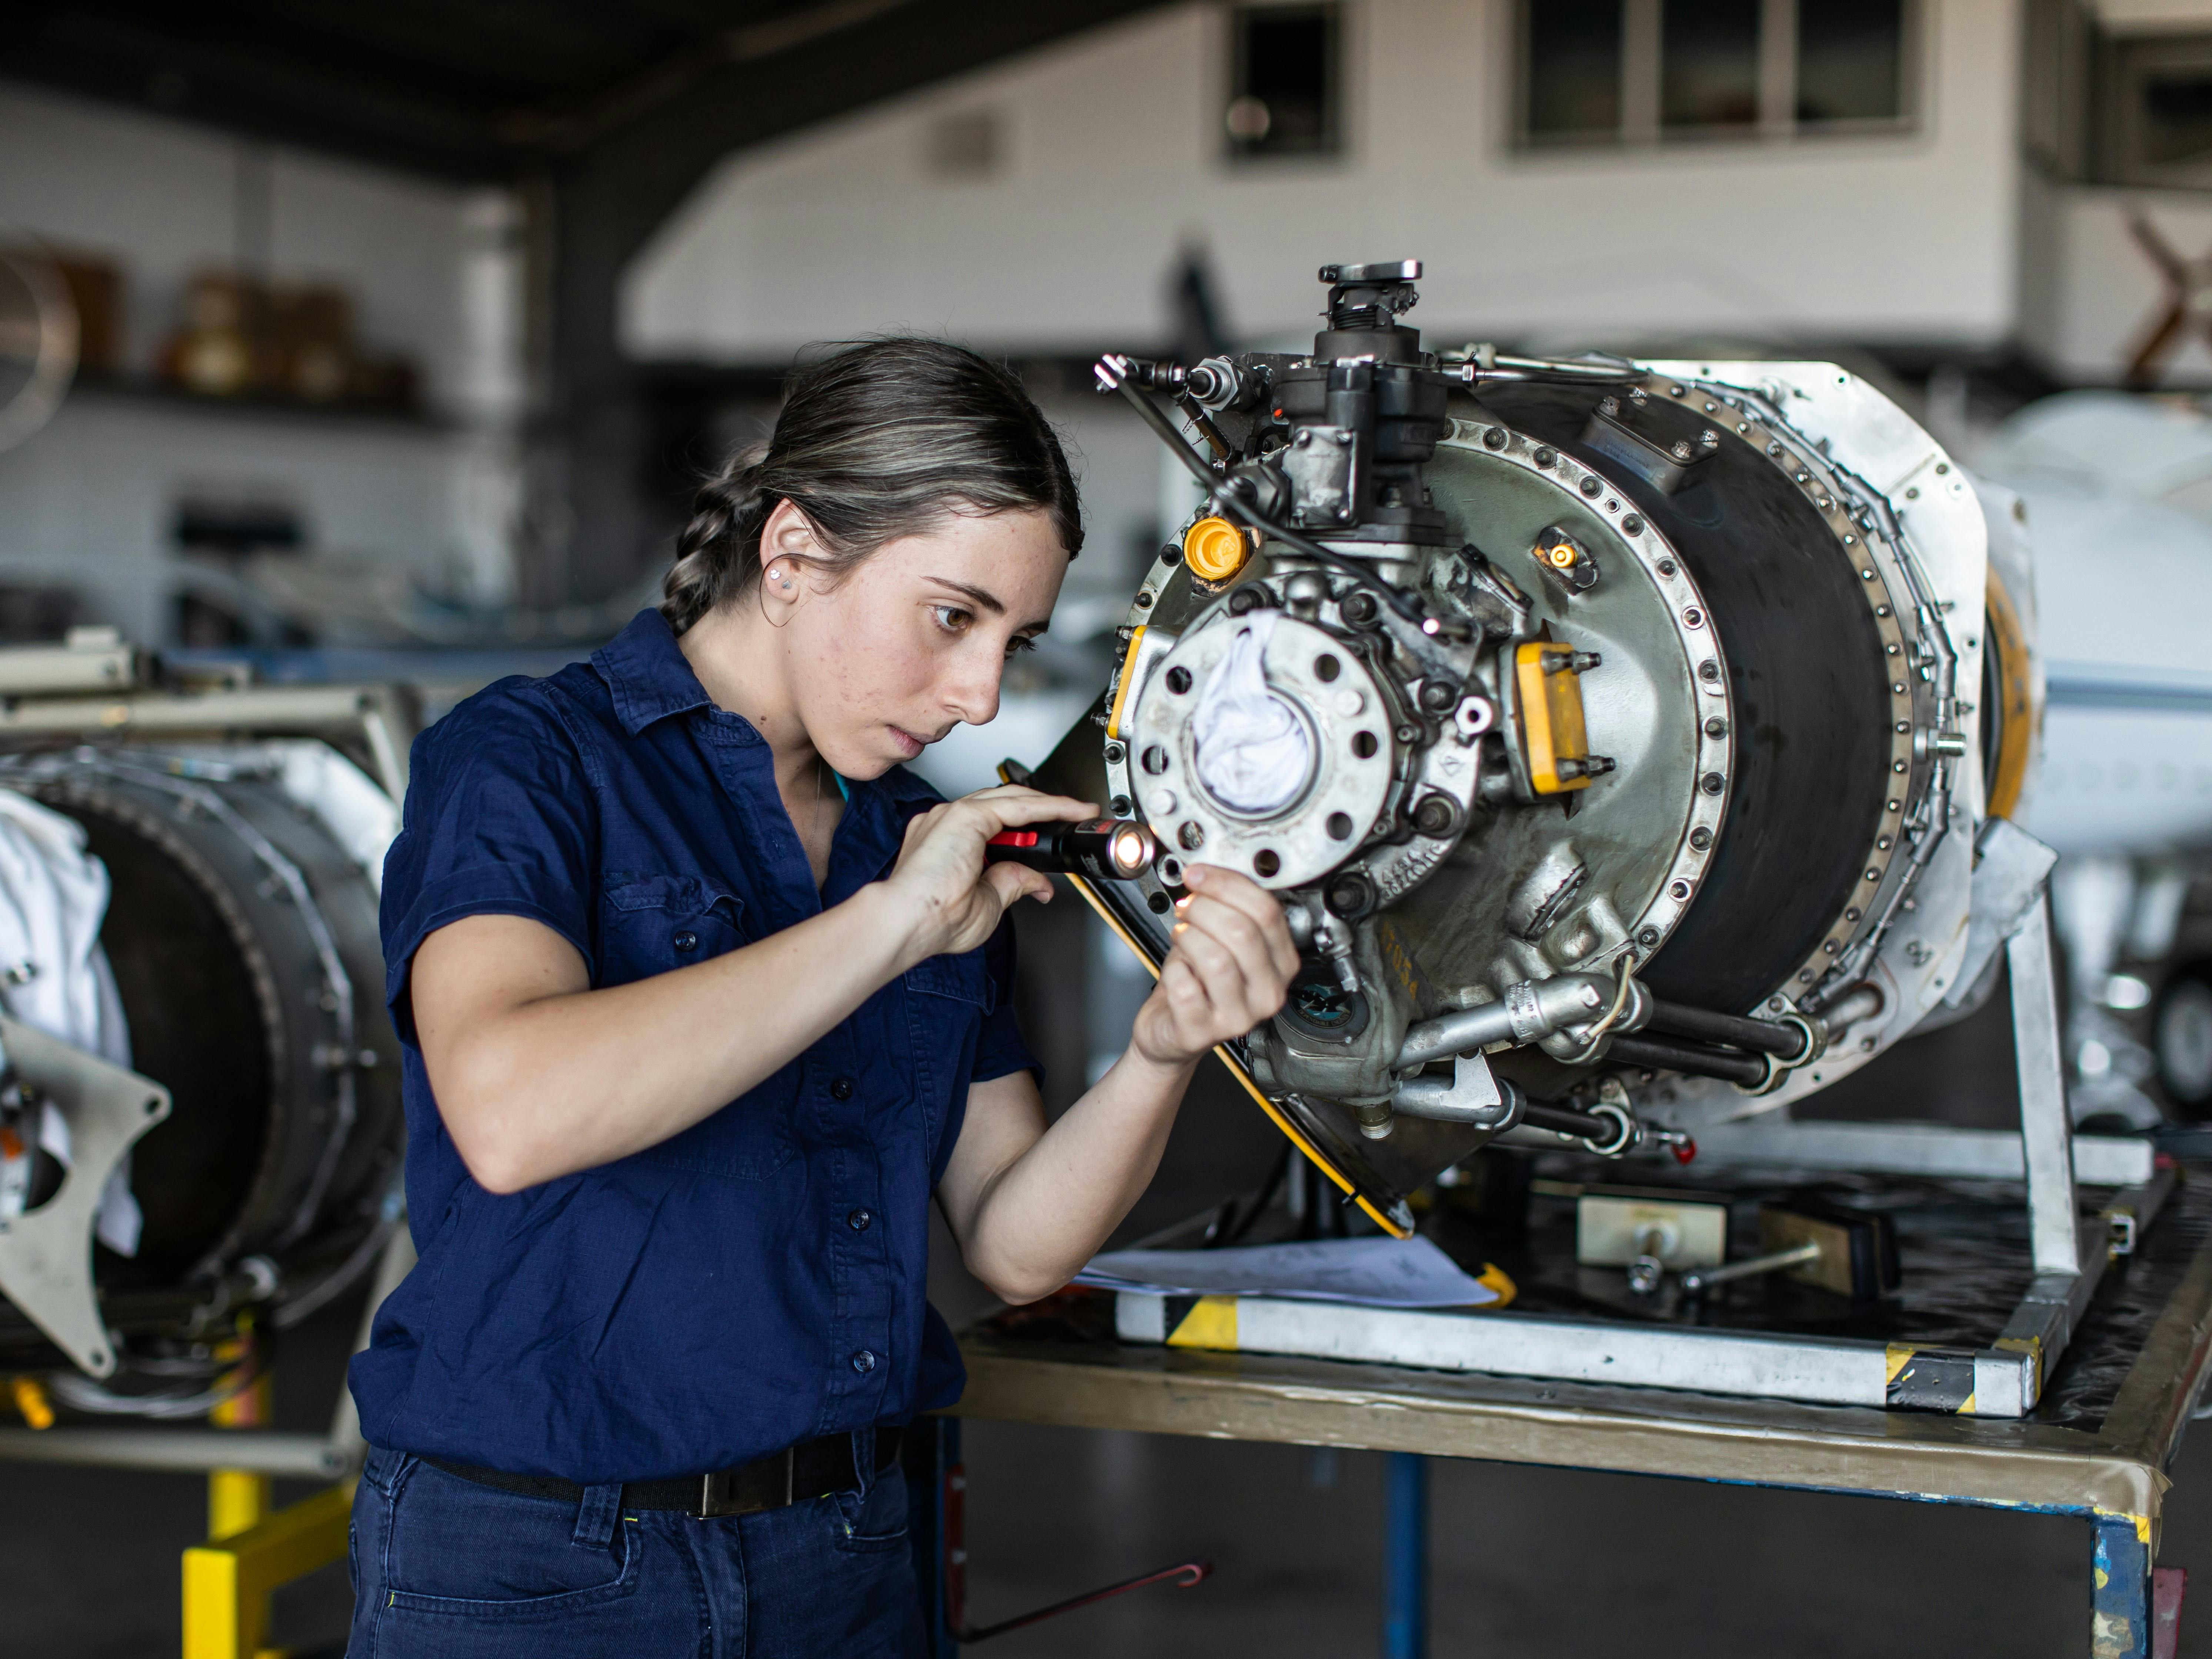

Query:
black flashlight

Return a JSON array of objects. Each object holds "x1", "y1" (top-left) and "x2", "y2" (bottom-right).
[{"x1": 985, "y1": 819, "x2": 1158, "y2": 881}]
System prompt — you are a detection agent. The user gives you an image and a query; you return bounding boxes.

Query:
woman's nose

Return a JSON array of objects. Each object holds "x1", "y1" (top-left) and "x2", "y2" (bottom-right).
[{"x1": 942, "y1": 651, "x2": 1004, "y2": 727}]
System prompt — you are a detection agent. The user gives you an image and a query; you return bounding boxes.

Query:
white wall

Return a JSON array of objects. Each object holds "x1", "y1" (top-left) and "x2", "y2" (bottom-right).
[
  {"x1": 625, "y1": 0, "x2": 2027, "y2": 360},
  {"x1": 0, "y1": 82, "x2": 523, "y2": 637},
  {"x1": 2094, "y1": 0, "x2": 2212, "y2": 32},
  {"x1": 2020, "y1": 173, "x2": 2212, "y2": 382},
  {"x1": 0, "y1": 81, "x2": 498, "y2": 408}
]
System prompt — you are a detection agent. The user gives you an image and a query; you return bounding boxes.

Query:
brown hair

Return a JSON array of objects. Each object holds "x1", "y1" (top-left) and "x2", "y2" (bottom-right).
[{"x1": 661, "y1": 338, "x2": 1082, "y2": 633}]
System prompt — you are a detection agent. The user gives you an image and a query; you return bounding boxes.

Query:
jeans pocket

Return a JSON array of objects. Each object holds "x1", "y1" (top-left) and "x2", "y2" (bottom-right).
[
  {"x1": 831, "y1": 1464, "x2": 911, "y2": 1553},
  {"x1": 382, "y1": 1462, "x2": 641, "y2": 1618}
]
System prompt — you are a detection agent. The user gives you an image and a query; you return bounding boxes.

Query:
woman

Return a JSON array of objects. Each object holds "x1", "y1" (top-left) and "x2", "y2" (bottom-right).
[{"x1": 344, "y1": 338, "x2": 1297, "y2": 1657}]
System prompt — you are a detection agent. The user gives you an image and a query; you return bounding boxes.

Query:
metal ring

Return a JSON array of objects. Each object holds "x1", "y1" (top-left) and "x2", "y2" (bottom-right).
[
  {"x1": 1578, "y1": 1099, "x2": 1638, "y2": 1156},
  {"x1": 1739, "y1": 1052, "x2": 1789, "y2": 1096},
  {"x1": 1775, "y1": 1011, "x2": 1823, "y2": 1066}
]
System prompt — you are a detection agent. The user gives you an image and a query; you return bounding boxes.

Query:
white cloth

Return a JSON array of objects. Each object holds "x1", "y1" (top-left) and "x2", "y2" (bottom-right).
[
  {"x1": 0, "y1": 791, "x2": 138, "y2": 1254},
  {"x1": 1191, "y1": 612, "x2": 1311, "y2": 815}
]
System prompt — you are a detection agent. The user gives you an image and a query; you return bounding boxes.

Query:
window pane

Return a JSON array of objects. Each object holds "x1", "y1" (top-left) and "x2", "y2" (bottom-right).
[
  {"x1": 2142, "y1": 69, "x2": 2212, "y2": 166},
  {"x1": 1662, "y1": 0, "x2": 1761, "y2": 129},
  {"x1": 1798, "y1": 0, "x2": 1906, "y2": 123},
  {"x1": 1526, "y1": 0, "x2": 1623, "y2": 138},
  {"x1": 1230, "y1": 4, "x2": 1340, "y2": 158}
]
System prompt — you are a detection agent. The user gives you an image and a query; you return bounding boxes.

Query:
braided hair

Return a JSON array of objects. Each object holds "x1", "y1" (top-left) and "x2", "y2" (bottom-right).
[{"x1": 662, "y1": 338, "x2": 1082, "y2": 634}]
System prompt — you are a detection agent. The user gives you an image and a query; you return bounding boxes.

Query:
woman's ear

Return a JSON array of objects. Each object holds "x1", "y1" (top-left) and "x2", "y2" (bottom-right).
[{"x1": 757, "y1": 499, "x2": 814, "y2": 617}]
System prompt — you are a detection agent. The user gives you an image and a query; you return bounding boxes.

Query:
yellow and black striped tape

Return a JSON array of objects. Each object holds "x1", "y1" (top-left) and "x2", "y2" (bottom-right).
[
  {"x1": 1159, "y1": 1269, "x2": 1518, "y2": 1353},
  {"x1": 1885, "y1": 1344, "x2": 1979, "y2": 1413}
]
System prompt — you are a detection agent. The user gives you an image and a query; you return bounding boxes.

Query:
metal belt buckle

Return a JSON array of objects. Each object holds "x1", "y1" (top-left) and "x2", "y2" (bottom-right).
[{"x1": 695, "y1": 1449, "x2": 794, "y2": 1519}]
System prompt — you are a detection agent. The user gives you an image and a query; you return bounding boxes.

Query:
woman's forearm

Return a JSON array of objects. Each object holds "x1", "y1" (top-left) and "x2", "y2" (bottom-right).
[
  {"x1": 953, "y1": 1048, "x2": 1198, "y2": 1302},
  {"x1": 424, "y1": 885, "x2": 924, "y2": 1192}
]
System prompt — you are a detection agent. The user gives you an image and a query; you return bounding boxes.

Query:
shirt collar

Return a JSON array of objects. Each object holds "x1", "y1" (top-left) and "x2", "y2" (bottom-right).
[
  {"x1": 590, "y1": 610, "x2": 950, "y2": 812},
  {"x1": 593, "y1": 609, "x2": 715, "y2": 736}
]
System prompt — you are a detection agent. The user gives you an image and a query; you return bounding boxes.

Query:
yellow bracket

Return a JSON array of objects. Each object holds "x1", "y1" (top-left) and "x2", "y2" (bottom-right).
[
  {"x1": 1983, "y1": 567, "x2": 2039, "y2": 821},
  {"x1": 1514, "y1": 642, "x2": 1593, "y2": 794},
  {"x1": 183, "y1": 1481, "x2": 354, "y2": 1659},
  {"x1": 1105, "y1": 624, "x2": 1147, "y2": 740}
]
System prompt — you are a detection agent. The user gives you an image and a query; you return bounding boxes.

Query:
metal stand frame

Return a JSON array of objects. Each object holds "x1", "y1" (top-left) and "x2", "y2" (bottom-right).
[
  {"x1": 0, "y1": 1228, "x2": 415, "y2": 1659},
  {"x1": 1120, "y1": 894, "x2": 2159, "y2": 1425}
]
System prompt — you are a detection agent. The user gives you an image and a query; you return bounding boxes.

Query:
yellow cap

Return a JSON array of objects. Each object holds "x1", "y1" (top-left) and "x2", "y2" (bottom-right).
[{"x1": 1183, "y1": 516, "x2": 1252, "y2": 583}]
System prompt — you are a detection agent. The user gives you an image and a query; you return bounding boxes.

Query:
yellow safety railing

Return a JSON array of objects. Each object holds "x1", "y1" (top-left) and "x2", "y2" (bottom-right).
[
  {"x1": 183, "y1": 1313, "x2": 355, "y2": 1659},
  {"x1": 182, "y1": 1482, "x2": 354, "y2": 1659}
]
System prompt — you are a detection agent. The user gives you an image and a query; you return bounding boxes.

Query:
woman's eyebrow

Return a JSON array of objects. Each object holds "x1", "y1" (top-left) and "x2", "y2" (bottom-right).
[
  {"x1": 925, "y1": 576, "x2": 1005, "y2": 613},
  {"x1": 927, "y1": 576, "x2": 1052, "y2": 633}
]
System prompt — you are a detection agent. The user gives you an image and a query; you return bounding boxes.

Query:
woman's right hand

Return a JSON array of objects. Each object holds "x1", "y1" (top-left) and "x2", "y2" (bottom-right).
[{"x1": 882, "y1": 784, "x2": 1095, "y2": 963}]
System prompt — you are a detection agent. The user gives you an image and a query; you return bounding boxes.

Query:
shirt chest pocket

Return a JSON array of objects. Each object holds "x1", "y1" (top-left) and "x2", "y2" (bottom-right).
[
  {"x1": 600, "y1": 873, "x2": 748, "y2": 985},
  {"x1": 603, "y1": 874, "x2": 797, "y2": 1182}
]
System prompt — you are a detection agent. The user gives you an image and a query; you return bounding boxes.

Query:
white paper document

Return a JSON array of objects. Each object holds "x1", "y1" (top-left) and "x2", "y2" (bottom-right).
[{"x1": 1074, "y1": 1235, "x2": 1498, "y2": 1309}]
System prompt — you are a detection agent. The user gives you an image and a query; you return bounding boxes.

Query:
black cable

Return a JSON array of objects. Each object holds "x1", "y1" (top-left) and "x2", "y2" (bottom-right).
[
  {"x1": 1097, "y1": 356, "x2": 1428, "y2": 628},
  {"x1": 1220, "y1": 1141, "x2": 1293, "y2": 1246},
  {"x1": 1518, "y1": 1100, "x2": 1617, "y2": 1141},
  {"x1": 1603, "y1": 1034, "x2": 1768, "y2": 1088},
  {"x1": 1643, "y1": 999, "x2": 1812, "y2": 1061}
]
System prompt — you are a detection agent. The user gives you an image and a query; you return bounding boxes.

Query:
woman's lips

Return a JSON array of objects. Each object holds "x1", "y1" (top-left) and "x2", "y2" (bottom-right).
[{"x1": 888, "y1": 725, "x2": 928, "y2": 758}]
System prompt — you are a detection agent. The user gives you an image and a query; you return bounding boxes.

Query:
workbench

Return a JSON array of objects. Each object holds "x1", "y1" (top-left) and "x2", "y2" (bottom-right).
[{"x1": 915, "y1": 1165, "x2": 2212, "y2": 1659}]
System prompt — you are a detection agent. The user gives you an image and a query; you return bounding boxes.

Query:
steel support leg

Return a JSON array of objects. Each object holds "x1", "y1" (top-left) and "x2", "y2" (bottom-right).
[
  {"x1": 2010, "y1": 898, "x2": 2083, "y2": 1278},
  {"x1": 2092, "y1": 1512, "x2": 2153, "y2": 1659},
  {"x1": 905, "y1": 1416, "x2": 961, "y2": 1657},
  {"x1": 1383, "y1": 1452, "x2": 1428, "y2": 1659}
]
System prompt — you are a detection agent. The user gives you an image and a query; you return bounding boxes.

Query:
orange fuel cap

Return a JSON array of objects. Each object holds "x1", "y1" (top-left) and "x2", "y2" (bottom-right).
[{"x1": 1183, "y1": 516, "x2": 1252, "y2": 583}]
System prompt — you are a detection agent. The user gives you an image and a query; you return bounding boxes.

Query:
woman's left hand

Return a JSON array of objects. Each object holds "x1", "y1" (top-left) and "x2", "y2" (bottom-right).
[{"x1": 1130, "y1": 864, "x2": 1301, "y2": 1068}]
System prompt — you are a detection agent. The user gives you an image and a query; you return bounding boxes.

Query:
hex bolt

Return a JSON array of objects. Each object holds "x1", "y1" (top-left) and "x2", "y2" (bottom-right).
[
  {"x1": 1701, "y1": 772, "x2": 1726, "y2": 794},
  {"x1": 1484, "y1": 427, "x2": 1507, "y2": 450},
  {"x1": 1704, "y1": 717, "x2": 1728, "y2": 737},
  {"x1": 1418, "y1": 680, "x2": 1458, "y2": 712},
  {"x1": 1689, "y1": 827, "x2": 1714, "y2": 851},
  {"x1": 1412, "y1": 794, "x2": 1459, "y2": 837}
]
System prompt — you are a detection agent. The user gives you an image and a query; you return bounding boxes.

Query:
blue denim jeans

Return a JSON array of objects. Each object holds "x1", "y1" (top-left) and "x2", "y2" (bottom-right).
[{"x1": 345, "y1": 1441, "x2": 925, "y2": 1658}]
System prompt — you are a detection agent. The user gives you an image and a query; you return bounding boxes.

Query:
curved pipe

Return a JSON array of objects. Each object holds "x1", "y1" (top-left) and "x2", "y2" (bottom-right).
[{"x1": 1396, "y1": 973, "x2": 1616, "y2": 1070}]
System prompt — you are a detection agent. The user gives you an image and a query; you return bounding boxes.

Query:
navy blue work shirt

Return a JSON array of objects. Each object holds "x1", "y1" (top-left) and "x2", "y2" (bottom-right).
[{"x1": 348, "y1": 608, "x2": 1037, "y2": 1483}]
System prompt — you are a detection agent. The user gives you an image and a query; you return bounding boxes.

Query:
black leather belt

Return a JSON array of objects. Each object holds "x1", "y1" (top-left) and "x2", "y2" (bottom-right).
[{"x1": 424, "y1": 1427, "x2": 903, "y2": 1520}]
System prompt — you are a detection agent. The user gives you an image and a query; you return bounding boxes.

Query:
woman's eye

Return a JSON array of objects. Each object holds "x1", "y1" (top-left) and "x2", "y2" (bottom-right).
[
  {"x1": 931, "y1": 605, "x2": 971, "y2": 634},
  {"x1": 1006, "y1": 635, "x2": 1038, "y2": 657}
]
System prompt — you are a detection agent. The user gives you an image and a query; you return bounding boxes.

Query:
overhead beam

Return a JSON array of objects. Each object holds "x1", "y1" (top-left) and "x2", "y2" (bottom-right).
[{"x1": 537, "y1": 0, "x2": 1177, "y2": 600}]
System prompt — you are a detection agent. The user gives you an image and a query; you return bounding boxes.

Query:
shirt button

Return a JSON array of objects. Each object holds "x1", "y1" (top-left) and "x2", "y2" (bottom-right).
[
  {"x1": 847, "y1": 1208, "x2": 873, "y2": 1232},
  {"x1": 673, "y1": 930, "x2": 700, "y2": 952},
  {"x1": 850, "y1": 1349, "x2": 877, "y2": 1374},
  {"x1": 830, "y1": 1076, "x2": 855, "y2": 1101}
]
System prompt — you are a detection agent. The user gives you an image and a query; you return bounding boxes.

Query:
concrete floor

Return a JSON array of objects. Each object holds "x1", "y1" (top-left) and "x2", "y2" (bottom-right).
[{"x1": 4, "y1": 974, "x2": 2205, "y2": 1656}]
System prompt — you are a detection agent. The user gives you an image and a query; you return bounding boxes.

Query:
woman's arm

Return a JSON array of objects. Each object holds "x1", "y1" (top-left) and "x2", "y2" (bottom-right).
[
  {"x1": 410, "y1": 786, "x2": 1089, "y2": 1194},
  {"x1": 935, "y1": 865, "x2": 1299, "y2": 1304}
]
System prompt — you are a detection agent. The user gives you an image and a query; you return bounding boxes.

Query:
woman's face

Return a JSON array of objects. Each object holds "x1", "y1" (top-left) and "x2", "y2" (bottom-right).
[{"x1": 773, "y1": 504, "x2": 1070, "y2": 779}]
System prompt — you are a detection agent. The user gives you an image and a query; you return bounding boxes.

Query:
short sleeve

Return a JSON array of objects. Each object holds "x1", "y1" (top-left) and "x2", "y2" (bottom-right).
[
  {"x1": 969, "y1": 912, "x2": 1040, "y2": 1087},
  {"x1": 378, "y1": 682, "x2": 598, "y2": 1038}
]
